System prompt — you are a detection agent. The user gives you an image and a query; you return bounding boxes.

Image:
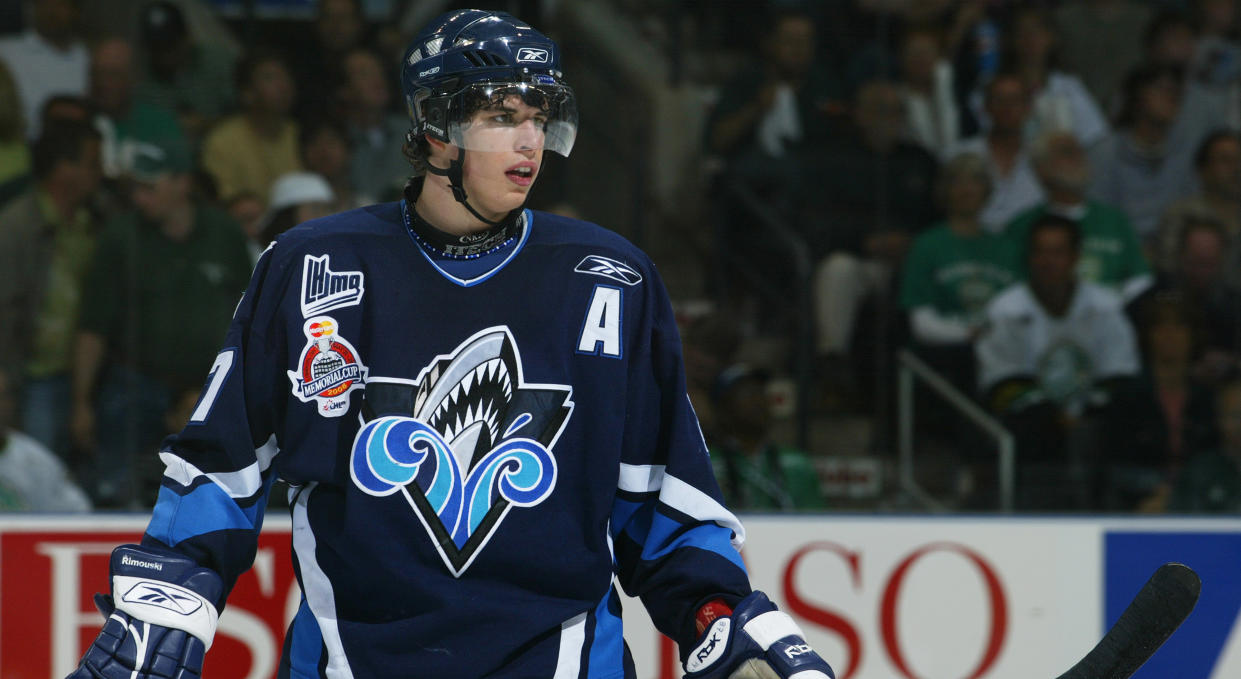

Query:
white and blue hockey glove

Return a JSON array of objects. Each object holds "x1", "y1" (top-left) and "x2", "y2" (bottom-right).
[
  {"x1": 684, "y1": 591, "x2": 835, "y2": 679},
  {"x1": 67, "y1": 545, "x2": 223, "y2": 679}
]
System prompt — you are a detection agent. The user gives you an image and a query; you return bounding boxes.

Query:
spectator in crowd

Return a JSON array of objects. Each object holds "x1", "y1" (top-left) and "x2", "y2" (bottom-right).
[
  {"x1": 708, "y1": 364, "x2": 824, "y2": 511},
  {"x1": 995, "y1": 7, "x2": 1109, "y2": 148},
  {"x1": 977, "y1": 215, "x2": 1141, "y2": 509},
  {"x1": 71, "y1": 136, "x2": 251, "y2": 508},
  {"x1": 897, "y1": 23, "x2": 960, "y2": 159},
  {"x1": 0, "y1": 59, "x2": 30, "y2": 206},
  {"x1": 300, "y1": 116, "x2": 369, "y2": 211},
  {"x1": 0, "y1": 365, "x2": 92, "y2": 512},
  {"x1": 1155, "y1": 130, "x2": 1241, "y2": 282},
  {"x1": 1144, "y1": 10, "x2": 1235, "y2": 161},
  {"x1": 1170, "y1": 377, "x2": 1241, "y2": 512},
  {"x1": 0, "y1": 0, "x2": 88, "y2": 140},
  {"x1": 201, "y1": 47, "x2": 300, "y2": 202},
  {"x1": 1090, "y1": 63, "x2": 1200, "y2": 240},
  {"x1": 901, "y1": 152, "x2": 1017, "y2": 387},
  {"x1": 293, "y1": 0, "x2": 369, "y2": 122},
  {"x1": 339, "y1": 47, "x2": 411, "y2": 202},
  {"x1": 950, "y1": 71, "x2": 1044, "y2": 231},
  {"x1": 1139, "y1": 218, "x2": 1241, "y2": 384},
  {"x1": 705, "y1": 7, "x2": 847, "y2": 311},
  {"x1": 255, "y1": 171, "x2": 336, "y2": 251},
  {"x1": 809, "y1": 79, "x2": 938, "y2": 392},
  {"x1": 1191, "y1": 0, "x2": 1241, "y2": 92},
  {"x1": 39, "y1": 93, "x2": 93, "y2": 127},
  {"x1": 680, "y1": 310, "x2": 742, "y2": 438},
  {"x1": 705, "y1": 7, "x2": 844, "y2": 164},
  {"x1": 0, "y1": 120, "x2": 101, "y2": 460},
  {"x1": 225, "y1": 190, "x2": 265, "y2": 263},
  {"x1": 1008, "y1": 131, "x2": 1152, "y2": 303},
  {"x1": 133, "y1": 0, "x2": 236, "y2": 142},
  {"x1": 1054, "y1": 0, "x2": 1153, "y2": 115},
  {"x1": 1099, "y1": 293, "x2": 1215, "y2": 510},
  {"x1": 88, "y1": 37, "x2": 184, "y2": 178}
]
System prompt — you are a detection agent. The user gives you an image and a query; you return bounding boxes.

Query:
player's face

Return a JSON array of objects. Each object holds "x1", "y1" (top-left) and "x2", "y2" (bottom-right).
[{"x1": 457, "y1": 95, "x2": 547, "y2": 219}]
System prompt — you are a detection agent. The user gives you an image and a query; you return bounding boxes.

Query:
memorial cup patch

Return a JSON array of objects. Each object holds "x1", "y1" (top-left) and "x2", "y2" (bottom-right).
[{"x1": 288, "y1": 316, "x2": 367, "y2": 417}]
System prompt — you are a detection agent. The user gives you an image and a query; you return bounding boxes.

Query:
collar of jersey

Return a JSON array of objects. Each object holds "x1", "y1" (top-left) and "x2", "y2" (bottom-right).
[{"x1": 401, "y1": 199, "x2": 532, "y2": 287}]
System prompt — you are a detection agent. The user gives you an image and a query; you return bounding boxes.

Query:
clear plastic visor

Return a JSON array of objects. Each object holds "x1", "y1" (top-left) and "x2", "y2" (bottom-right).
[{"x1": 446, "y1": 82, "x2": 578, "y2": 157}]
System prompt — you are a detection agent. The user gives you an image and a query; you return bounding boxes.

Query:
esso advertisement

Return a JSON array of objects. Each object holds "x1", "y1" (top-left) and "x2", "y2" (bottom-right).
[
  {"x1": 1, "y1": 517, "x2": 298, "y2": 679},
  {"x1": 621, "y1": 517, "x2": 1241, "y2": 679},
  {"x1": 3, "y1": 516, "x2": 1240, "y2": 679}
]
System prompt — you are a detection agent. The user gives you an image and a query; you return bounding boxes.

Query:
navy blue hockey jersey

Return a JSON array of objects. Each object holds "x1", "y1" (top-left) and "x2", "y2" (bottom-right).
[{"x1": 143, "y1": 202, "x2": 752, "y2": 678}]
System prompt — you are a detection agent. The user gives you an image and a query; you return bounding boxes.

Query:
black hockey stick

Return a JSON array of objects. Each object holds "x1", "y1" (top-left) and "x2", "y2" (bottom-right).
[{"x1": 1054, "y1": 562, "x2": 1201, "y2": 679}]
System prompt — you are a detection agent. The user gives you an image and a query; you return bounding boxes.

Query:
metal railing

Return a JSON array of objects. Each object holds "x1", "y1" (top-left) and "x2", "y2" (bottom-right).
[{"x1": 897, "y1": 349, "x2": 1016, "y2": 512}]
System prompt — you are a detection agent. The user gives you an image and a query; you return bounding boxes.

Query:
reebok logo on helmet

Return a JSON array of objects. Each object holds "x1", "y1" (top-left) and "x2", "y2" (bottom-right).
[{"x1": 516, "y1": 47, "x2": 549, "y2": 63}]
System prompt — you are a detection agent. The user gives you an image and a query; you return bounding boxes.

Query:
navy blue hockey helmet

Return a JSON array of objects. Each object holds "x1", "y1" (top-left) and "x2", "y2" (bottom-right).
[{"x1": 401, "y1": 10, "x2": 578, "y2": 158}]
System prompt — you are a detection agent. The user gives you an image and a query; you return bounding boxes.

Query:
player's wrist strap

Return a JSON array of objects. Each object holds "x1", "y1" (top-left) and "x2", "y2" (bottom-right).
[{"x1": 111, "y1": 574, "x2": 220, "y2": 649}]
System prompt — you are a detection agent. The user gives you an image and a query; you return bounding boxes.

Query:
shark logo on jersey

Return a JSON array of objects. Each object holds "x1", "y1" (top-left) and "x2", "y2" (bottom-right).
[
  {"x1": 574, "y1": 255, "x2": 643, "y2": 286},
  {"x1": 301, "y1": 254, "x2": 364, "y2": 316},
  {"x1": 350, "y1": 327, "x2": 573, "y2": 577},
  {"x1": 288, "y1": 316, "x2": 368, "y2": 417}
]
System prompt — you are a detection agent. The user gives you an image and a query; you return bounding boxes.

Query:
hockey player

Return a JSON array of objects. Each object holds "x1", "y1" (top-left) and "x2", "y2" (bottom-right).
[{"x1": 68, "y1": 10, "x2": 834, "y2": 679}]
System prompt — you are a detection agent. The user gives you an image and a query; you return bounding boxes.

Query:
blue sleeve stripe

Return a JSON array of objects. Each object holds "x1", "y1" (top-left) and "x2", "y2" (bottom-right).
[
  {"x1": 587, "y1": 587, "x2": 624, "y2": 678},
  {"x1": 610, "y1": 498, "x2": 645, "y2": 542},
  {"x1": 643, "y1": 510, "x2": 746, "y2": 571},
  {"x1": 147, "y1": 480, "x2": 264, "y2": 546},
  {"x1": 288, "y1": 598, "x2": 324, "y2": 676}
]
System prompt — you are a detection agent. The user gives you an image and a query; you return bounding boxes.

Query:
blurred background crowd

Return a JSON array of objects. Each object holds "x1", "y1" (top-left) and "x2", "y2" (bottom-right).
[{"x1": 0, "y1": 0, "x2": 1238, "y2": 515}]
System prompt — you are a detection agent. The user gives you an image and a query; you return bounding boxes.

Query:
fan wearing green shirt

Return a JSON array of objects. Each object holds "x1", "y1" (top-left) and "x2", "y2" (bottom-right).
[
  {"x1": 1006, "y1": 131, "x2": 1152, "y2": 303},
  {"x1": 900, "y1": 152, "x2": 1020, "y2": 387},
  {"x1": 708, "y1": 364, "x2": 825, "y2": 511}
]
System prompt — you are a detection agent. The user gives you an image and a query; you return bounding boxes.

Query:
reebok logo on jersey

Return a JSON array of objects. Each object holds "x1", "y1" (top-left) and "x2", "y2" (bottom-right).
[
  {"x1": 121, "y1": 581, "x2": 203, "y2": 616},
  {"x1": 301, "y1": 254, "x2": 365, "y2": 316},
  {"x1": 574, "y1": 255, "x2": 643, "y2": 286}
]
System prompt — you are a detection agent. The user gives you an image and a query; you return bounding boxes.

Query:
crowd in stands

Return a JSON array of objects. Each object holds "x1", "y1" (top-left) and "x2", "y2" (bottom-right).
[
  {"x1": 0, "y1": 0, "x2": 1238, "y2": 515},
  {"x1": 699, "y1": 0, "x2": 1241, "y2": 513}
]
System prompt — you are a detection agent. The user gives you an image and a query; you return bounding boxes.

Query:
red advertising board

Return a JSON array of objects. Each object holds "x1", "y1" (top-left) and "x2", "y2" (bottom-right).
[{"x1": 1, "y1": 517, "x2": 295, "y2": 679}]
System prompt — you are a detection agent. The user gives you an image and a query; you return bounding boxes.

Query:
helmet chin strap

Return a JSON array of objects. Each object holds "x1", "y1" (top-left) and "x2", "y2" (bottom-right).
[{"x1": 425, "y1": 147, "x2": 507, "y2": 227}]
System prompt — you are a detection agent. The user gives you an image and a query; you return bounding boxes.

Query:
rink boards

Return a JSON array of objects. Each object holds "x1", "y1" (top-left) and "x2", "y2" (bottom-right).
[{"x1": 2, "y1": 514, "x2": 1239, "y2": 679}]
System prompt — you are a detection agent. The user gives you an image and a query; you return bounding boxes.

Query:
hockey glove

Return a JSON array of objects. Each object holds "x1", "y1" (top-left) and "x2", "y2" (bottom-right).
[
  {"x1": 67, "y1": 545, "x2": 223, "y2": 679},
  {"x1": 684, "y1": 591, "x2": 835, "y2": 679}
]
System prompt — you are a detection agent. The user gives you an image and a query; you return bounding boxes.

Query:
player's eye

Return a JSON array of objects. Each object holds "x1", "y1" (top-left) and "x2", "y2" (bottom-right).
[
  {"x1": 490, "y1": 113, "x2": 515, "y2": 124},
  {"x1": 533, "y1": 116, "x2": 549, "y2": 129}
]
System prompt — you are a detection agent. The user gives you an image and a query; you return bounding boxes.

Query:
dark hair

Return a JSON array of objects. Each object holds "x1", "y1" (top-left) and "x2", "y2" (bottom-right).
[
  {"x1": 1116, "y1": 62, "x2": 1184, "y2": 127},
  {"x1": 1194, "y1": 129, "x2": 1241, "y2": 170},
  {"x1": 234, "y1": 47, "x2": 291, "y2": 92},
  {"x1": 1027, "y1": 213, "x2": 1082, "y2": 255},
  {"x1": 39, "y1": 94, "x2": 95, "y2": 126},
  {"x1": 1178, "y1": 214, "x2": 1228, "y2": 253},
  {"x1": 260, "y1": 205, "x2": 300, "y2": 248},
  {"x1": 31, "y1": 120, "x2": 101, "y2": 180},
  {"x1": 1000, "y1": 6, "x2": 1062, "y2": 72},
  {"x1": 1143, "y1": 9, "x2": 1196, "y2": 54},
  {"x1": 983, "y1": 68, "x2": 1027, "y2": 104},
  {"x1": 300, "y1": 115, "x2": 349, "y2": 149}
]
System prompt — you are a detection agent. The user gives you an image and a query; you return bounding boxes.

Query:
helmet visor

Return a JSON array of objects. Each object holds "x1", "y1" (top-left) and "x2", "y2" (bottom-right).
[{"x1": 446, "y1": 81, "x2": 578, "y2": 157}]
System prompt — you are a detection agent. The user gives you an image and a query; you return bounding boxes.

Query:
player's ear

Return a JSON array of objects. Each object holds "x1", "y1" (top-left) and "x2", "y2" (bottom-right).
[{"x1": 425, "y1": 133, "x2": 449, "y2": 153}]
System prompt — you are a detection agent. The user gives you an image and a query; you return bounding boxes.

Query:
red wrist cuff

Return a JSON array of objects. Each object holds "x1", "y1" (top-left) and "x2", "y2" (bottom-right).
[{"x1": 695, "y1": 598, "x2": 734, "y2": 636}]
